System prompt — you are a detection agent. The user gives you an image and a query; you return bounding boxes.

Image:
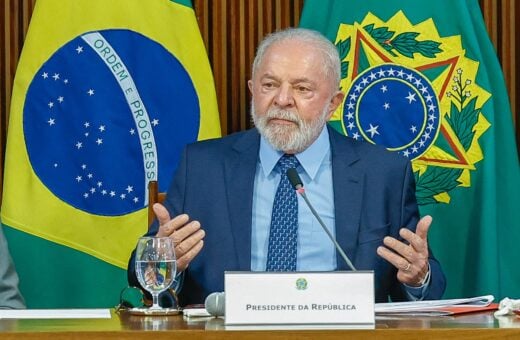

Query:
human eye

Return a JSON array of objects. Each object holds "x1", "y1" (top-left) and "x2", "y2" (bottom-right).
[
  {"x1": 295, "y1": 83, "x2": 313, "y2": 95},
  {"x1": 261, "y1": 81, "x2": 276, "y2": 90}
]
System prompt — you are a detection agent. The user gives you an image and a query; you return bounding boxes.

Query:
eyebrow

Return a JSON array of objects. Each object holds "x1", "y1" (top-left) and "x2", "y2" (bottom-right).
[
  {"x1": 260, "y1": 74, "x2": 315, "y2": 85},
  {"x1": 291, "y1": 77, "x2": 314, "y2": 85}
]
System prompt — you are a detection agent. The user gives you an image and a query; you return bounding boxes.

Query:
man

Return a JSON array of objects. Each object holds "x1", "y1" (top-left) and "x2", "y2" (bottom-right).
[
  {"x1": 128, "y1": 27, "x2": 446, "y2": 306},
  {"x1": 0, "y1": 227, "x2": 26, "y2": 309}
]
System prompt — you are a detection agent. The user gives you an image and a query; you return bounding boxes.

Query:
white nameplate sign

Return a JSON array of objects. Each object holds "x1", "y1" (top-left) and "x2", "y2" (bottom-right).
[{"x1": 225, "y1": 271, "x2": 374, "y2": 329}]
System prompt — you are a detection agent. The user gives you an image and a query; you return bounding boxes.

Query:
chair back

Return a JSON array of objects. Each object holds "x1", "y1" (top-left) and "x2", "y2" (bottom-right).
[{"x1": 148, "y1": 180, "x2": 166, "y2": 227}]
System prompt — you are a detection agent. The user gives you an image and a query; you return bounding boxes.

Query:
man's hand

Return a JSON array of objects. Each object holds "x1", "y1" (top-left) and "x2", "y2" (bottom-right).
[
  {"x1": 376, "y1": 215, "x2": 432, "y2": 287},
  {"x1": 153, "y1": 203, "x2": 205, "y2": 273}
]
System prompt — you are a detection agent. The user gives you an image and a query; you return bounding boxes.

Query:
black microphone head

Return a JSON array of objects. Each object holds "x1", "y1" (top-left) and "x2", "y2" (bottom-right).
[
  {"x1": 204, "y1": 292, "x2": 225, "y2": 317},
  {"x1": 287, "y1": 168, "x2": 303, "y2": 189}
]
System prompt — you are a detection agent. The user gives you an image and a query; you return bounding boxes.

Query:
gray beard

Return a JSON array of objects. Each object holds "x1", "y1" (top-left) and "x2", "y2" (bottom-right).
[{"x1": 251, "y1": 104, "x2": 328, "y2": 154}]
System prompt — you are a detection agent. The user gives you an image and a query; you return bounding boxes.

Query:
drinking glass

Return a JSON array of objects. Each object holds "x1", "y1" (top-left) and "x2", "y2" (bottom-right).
[{"x1": 135, "y1": 237, "x2": 176, "y2": 310}]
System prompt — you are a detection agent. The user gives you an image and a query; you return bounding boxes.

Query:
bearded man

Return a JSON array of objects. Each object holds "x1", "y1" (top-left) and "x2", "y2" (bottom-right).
[{"x1": 128, "y1": 28, "x2": 446, "y2": 306}]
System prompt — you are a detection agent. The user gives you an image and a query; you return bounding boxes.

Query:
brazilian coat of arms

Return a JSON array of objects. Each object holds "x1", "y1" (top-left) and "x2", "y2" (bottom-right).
[{"x1": 332, "y1": 11, "x2": 490, "y2": 205}]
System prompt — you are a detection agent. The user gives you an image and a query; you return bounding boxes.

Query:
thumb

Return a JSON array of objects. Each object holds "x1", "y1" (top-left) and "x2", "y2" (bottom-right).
[
  {"x1": 416, "y1": 215, "x2": 432, "y2": 240},
  {"x1": 152, "y1": 203, "x2": 171, "y2": 227}
]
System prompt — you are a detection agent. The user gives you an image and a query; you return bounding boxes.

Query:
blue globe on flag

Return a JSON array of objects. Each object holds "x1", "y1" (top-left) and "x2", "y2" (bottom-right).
[
  {"x1": 343, "y1": 64, "x2": 441, "y2": 159},
  {"x1": 23, "y1": 29, "x2": 200, "y2": 216}
]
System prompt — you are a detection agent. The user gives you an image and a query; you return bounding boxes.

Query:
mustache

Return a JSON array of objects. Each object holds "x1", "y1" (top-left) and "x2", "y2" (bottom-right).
[{"x1": 265, "y1": 109, "x2": 300, "y2": 124}]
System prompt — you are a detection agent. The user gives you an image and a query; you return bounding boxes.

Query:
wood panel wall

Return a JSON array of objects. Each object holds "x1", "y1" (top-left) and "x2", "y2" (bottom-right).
[
  {"x1": 480, "y1": 0, "x2": 519, "y2": 147},
  {"x1": 0, "y1": 0, "x2": 517, "y2": 203}
]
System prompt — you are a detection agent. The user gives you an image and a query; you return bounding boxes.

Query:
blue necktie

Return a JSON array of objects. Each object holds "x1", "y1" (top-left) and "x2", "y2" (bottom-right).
[{"x1": 266, "y1": 154, "x2": 299, "y2": 271}]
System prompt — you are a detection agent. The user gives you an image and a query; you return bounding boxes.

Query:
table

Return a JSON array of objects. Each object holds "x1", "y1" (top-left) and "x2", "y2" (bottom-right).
[{"x1": 1, "y1": 309, "x2": 520, "y2": 339}]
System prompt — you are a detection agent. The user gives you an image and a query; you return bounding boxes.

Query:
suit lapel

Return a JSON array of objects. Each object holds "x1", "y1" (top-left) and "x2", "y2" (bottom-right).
[
  {"x1": 224, "y1": 129, "x2": 260, "y2": 270},
  {"x1": 329, "y1": 127, "x2": 364, "y2": 270}
]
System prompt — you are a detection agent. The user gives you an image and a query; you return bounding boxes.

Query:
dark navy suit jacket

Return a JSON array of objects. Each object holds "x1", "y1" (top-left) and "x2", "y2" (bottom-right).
[{"x1": 128, "y1": 126, "x2": 446, "y2": 306}]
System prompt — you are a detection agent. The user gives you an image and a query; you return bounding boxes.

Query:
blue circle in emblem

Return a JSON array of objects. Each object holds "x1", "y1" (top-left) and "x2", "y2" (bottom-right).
[
  {"x1": 23, "y1": 29, "x2": 200, "y2": 215},
  {"x1": 343, "y1": 64, "x2": 440, "y2": 159}
]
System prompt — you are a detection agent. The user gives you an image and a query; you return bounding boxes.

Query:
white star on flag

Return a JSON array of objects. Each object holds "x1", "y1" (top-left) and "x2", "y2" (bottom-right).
[
  {"x1": 406, "y1": 92, "x2": 417, "y2": 103},
  {"x1": 367, "y1": 124, "x2": 380, "y2": 138}
]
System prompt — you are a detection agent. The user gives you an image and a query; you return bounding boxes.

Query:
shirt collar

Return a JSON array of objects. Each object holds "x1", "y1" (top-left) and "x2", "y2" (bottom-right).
[{"x1": 259, "y1": 126, "x2": 330, "y2": 180}]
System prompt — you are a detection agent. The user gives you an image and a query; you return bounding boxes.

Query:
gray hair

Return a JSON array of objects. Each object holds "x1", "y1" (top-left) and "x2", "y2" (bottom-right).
[{"x1": 251, "y1": 27, "x2": 341, "y2": 89}]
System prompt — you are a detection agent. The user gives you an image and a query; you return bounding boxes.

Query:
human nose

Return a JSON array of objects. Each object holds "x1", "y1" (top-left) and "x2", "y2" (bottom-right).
[{"x1": 273, "y1": 83, "x2": 294, "y2": 108}]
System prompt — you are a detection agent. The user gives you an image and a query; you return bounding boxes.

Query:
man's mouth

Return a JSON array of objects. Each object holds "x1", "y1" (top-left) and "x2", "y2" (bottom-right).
[{"x1": 267, "y1": 117, "x2": 298, "y2": 126}]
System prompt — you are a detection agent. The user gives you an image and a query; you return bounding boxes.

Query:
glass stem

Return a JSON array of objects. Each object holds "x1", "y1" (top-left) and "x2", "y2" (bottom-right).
[{"x1": 151, "y1": 292, "x2": 160, "y2": 309}]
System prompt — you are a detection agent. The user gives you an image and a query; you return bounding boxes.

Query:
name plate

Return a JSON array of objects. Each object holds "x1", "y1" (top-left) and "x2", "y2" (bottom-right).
[{"x1": 224, "y1": 271, "x2": 374, "y2": 328}]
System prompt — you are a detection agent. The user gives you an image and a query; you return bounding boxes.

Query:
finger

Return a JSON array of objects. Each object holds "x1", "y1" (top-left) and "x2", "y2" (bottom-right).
[
  {"x1": 415, "y1": 215, "x2": 432, "y2": 240},
  {"x1": 155, "y1": 213, "x2": 190, "y2": 238},
  {"x1": 377, "y1": 246, "x2": 424, "y2": 286},
  {"x1": 174, "y1": 229, "x2": 205, "y2": 257},
  {"x1": 382, "y1": 236, "x2": 415, "y2": 262},
  {"x1": 388, "y1": 232, "x2": 429, "y2": 275},
  {"x1": 377, "y1": 245, "x2": 411, "y2": 272},
  {"x1": 171, "y1": 220, "x2": 202, "y2": 245},
  {"x1": 153, "y1": 203, "x2": 171, "y2": 226},
  {"x1": 177, "y1": 240, "x2": 204, "y2": 273},
  {"x1": 399, "y1": 228, "x2": 427, "y2": 254}
]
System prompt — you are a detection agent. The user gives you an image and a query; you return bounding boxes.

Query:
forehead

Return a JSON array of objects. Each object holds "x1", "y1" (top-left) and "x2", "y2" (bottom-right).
[{"x1": 256, "y1": 40, "x2": 327, "y2": 81}]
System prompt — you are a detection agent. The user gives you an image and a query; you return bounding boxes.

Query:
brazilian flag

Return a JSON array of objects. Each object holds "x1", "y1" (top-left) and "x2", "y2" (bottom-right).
[
  {"x1": 300, "y1": 0, "x2": 520, "y2": 300},
  {"x1": 1, "y1": 0, "x2": 220, "y2": 308}
]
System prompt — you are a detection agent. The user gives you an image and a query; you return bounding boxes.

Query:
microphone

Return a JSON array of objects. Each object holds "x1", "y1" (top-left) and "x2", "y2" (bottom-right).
[
  {"x1": 204, "y1": 291, "x2": 225, "y2": 317},
  {"x1": 287, "y1": 168, "x2": 357, "y2": 271}
]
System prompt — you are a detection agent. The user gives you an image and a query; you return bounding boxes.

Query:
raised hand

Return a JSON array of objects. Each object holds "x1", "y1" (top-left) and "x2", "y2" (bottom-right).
[
  {"x1": 153, "y1": 203, "x2": 205, "y2": 273},
  {"x1": 376, "y1": 215, "x2": 432, "y2": 287}
]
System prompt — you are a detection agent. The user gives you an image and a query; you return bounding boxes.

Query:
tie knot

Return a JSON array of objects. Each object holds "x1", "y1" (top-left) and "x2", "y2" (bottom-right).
[{"x1": 277, "y1": 154, "x2": 299, "y2": 173}]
